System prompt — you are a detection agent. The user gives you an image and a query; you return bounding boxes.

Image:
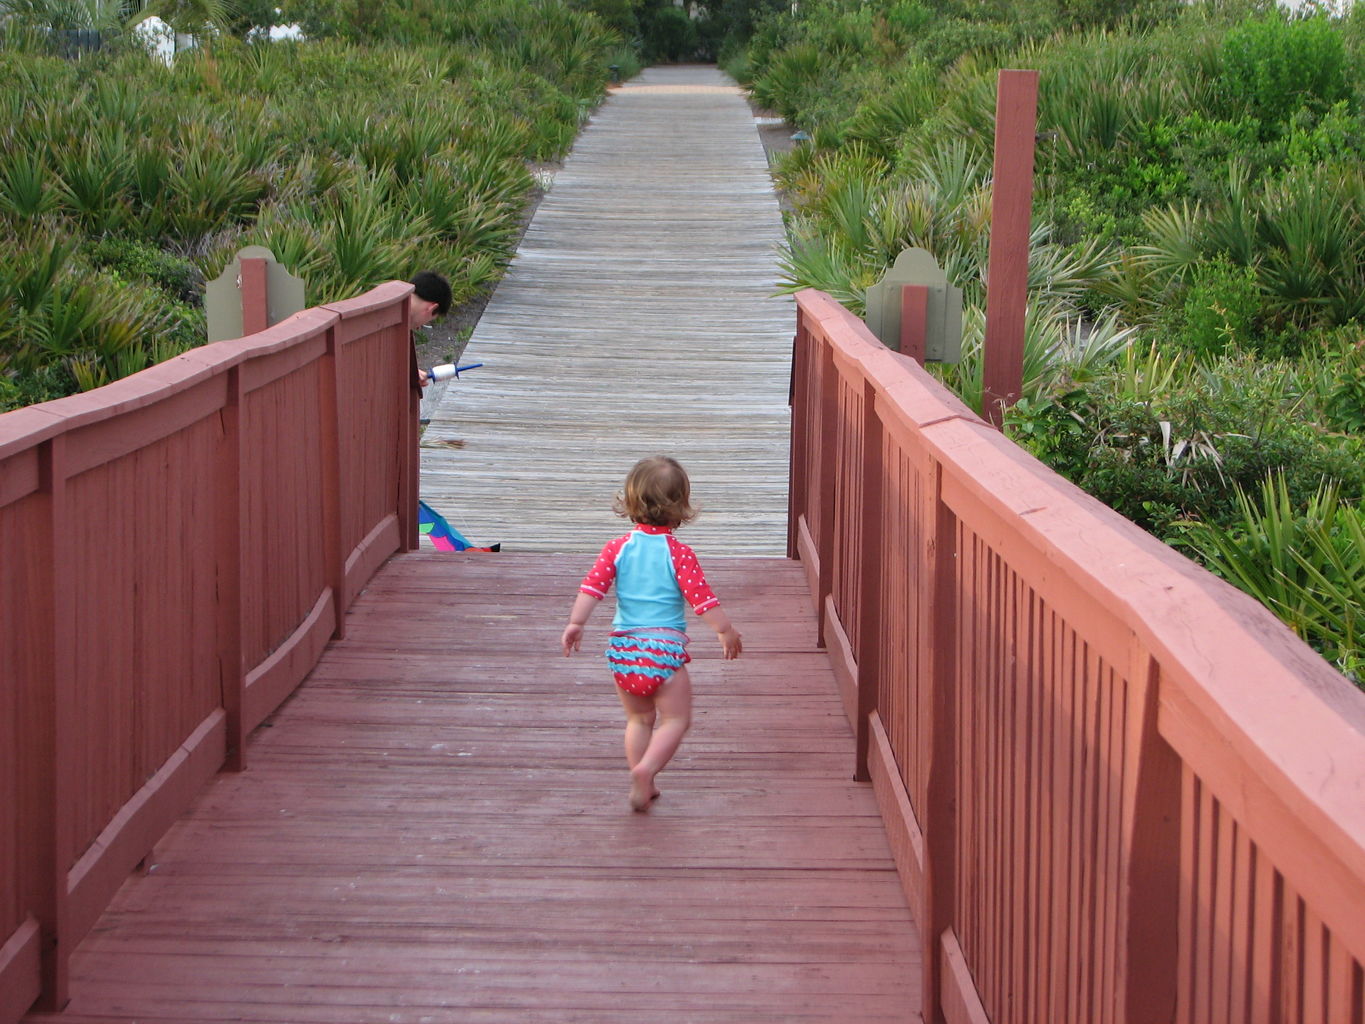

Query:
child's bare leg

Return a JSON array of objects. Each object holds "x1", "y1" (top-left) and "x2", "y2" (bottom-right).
[
  {"x1": 616, "y1": 688, "x2": 655, "y2": 770},
  {"x1": 630, "y1": 667, "x2": 692, "y2": 810}
]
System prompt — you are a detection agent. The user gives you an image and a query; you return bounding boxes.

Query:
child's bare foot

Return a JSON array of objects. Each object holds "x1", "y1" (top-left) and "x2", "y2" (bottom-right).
[{"x1": 629, "y1": 766, "x2": 656, "y2": 812}]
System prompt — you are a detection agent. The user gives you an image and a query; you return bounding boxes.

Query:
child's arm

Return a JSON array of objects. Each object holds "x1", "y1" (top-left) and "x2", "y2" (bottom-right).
[
  {"x1": 665, "y1": 536, "x2": 741, "y2": 659},
  {"x1": 698, "y1": 606, "x2": 742, "y2": 660},
  {"x1": 565, "y1": 537, "x2": 626, "y2": 655},
  {"x1": 561, "y1": 592, "x2": 598, "y2": 656}
]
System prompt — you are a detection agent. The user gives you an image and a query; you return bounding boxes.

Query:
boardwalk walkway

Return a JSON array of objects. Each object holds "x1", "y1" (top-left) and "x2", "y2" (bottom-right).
[
  {"x1": 29, "y1": 556, "x2": 920, "y2": 1022},
  {"x1": 419, "y1": 65, "x2": 793, "y2": 556},
  {"x1": 22, "y1": 66, "x2": 921, "y2": 1024}
]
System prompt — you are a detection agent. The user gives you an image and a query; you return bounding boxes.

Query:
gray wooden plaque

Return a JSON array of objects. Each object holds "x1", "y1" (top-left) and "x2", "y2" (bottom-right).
[
  {"x1": 205, "y1": 246, "x2": 306, "y2": 343},
  {"x1": 863, "y1": 247, "x2": 963, "y2": 363}
]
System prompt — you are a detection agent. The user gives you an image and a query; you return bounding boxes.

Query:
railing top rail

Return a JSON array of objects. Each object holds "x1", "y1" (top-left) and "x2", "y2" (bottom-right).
[
  {"x1": 321, "y1": 280, "x2": 412, "y2": 320},
  {"x1": 795, "y1": 288, "x2": 1365, "y2": 947}
]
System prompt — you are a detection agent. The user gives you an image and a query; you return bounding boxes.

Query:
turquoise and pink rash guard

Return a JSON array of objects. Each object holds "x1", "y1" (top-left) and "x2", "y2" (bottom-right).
[{"x1": 579, "y1": 524, "x2": 720, "y2": 632}]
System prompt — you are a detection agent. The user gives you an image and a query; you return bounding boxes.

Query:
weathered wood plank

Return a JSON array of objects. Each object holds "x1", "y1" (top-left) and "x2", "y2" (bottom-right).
[{"x1": 419, "y1": 66, "x2": 793, "y2": 556}]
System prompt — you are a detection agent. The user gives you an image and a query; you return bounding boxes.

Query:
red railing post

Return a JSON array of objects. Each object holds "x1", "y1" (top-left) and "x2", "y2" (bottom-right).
[
  {"x1": 320, "y1": 323, "x2": 347, "y2": 636},
  {"x1": 814, "y1": 342, "x2": 838, "y2": 648},
  {"x1": 398, "y1": 302, "x2": 419, "y2": 552},
  {"x1": 1120, "y1": 656, "x2": 1182, "y2": 1023},
  {"x1": 854, "y1": 380, "x2": 883, "y2": 782},
  {"x1": 36, "y1": 435, "x2": 71, "y2": 1011},
  {"x1": 921, "y1": 462, "x2": 959, "y2": 1022},
  {"x1": 981, "y1": 69, "x2": 1039, "y2": 429},
  {"x1": 787, "y1": 317, "x2": 810, "y2": 561},
  {"x1": 216, "y1": 368, "x2": 245, "y2": 772}
]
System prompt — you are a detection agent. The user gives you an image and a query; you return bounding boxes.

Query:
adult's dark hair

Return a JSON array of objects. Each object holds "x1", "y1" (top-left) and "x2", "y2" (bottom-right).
[{"x1": 410, "y1": 270, "x2": 451, "y2": 316}]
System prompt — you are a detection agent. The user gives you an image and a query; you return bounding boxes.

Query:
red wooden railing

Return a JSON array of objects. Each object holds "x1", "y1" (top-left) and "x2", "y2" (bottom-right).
[
  {"x1": 789, "y1": 288, "x2": 1365, "y2": 1024},
  {"x1": 0, "y1": 282, "x2": 419, "y2": 1020}
]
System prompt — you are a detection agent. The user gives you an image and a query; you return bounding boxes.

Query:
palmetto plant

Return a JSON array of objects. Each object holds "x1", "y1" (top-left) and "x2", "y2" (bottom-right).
[
  {"x1": 54, "y1": 130, "x2": 134, "y2": 233},
  {"x1": 0, "y1": 150, "x2": 57, "y2": 220},
  {"x1": 405, "y1": 161, "x2": 521, "y2": 262},
  {"x1": 777, "y1": 231, "x2": 878, "y2": 313},
  {"x1": 0, "y1": 0, "x2": 131, "y2": 30},
  {"x1": 310, "y1": 174, "x2": 428, "y2": 302},
  {"x1": 1256, "y1": 167, "x2": 1365, "y2": 325},
  {"x1": 1110, "y1": 338, "x2": 1193, "y2": 405},
  {"x1": 2, "y1": 5, "x2": 611, "y2": 406},
  {"x1": 750, "y1": 42, "x2": 824, "y2": 119},
  {"x1": 1177, "y1": 474, "x2": 1365, "y2": 683},
  {"x1": 358, "y1": 110, "x2": 451, "y2": 187},
  {"x1": 164, "y1": 123, "x2": 272, "y2": 238},
  {"x1": 936, "y1": 300, "x2": 1139, "y2": 413},
  {"x1": 1133, "y1": 199, "x2": 1204, "y2": 291},
  {"x1": 1293, "y1": 509, "x2": 1365, "y2": 683},
  {"x1": 1136, "y1": 162, "x2": 1365, "y2": 331},
  {"x1": 0, "y1": 228, "x2": 181, "y2": 392},
  {"x1": 843, "y1": 62, "x2": 939, "y2": 159}
]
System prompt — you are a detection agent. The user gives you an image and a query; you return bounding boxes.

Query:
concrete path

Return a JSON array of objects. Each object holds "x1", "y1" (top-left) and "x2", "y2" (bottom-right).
[{"x1": 419, "y1": 65, "x2": 792, "y2": 556}]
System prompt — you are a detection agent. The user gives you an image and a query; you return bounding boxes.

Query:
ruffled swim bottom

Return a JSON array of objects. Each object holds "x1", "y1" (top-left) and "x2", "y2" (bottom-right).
[{"x1": 605, "y1": 627, "x2": 690, "y2": 698}]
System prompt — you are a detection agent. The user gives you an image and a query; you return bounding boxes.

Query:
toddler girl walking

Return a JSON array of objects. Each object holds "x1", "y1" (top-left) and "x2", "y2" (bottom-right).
[{"x1": 561, "y1": 456, "x2": 742, "y2": 811}]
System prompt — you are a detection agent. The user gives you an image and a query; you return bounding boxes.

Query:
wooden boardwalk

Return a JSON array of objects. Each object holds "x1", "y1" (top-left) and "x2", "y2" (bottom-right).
[
  {"x1": 419, "y1": 65, "x2": 793, "y2": 556},
  {"x1": 27, "y1": 554, "x2": 920, "y2": 1023}
]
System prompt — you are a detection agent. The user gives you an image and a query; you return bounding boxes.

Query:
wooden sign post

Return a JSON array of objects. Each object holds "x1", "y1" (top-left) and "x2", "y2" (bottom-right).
[{"x1": 981, "y1": 70, "x2": 1039, "y2": 429}]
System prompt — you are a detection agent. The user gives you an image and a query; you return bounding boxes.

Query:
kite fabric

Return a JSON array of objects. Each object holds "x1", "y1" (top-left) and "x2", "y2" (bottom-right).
[{"x1": 418, "y1": 500, "x2": 500, "y2": 552}]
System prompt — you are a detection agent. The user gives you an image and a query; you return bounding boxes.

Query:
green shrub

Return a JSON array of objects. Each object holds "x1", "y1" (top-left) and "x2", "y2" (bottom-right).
[
  {"x1": 641, "y1": 5, "x2": 697, "y2": 62},
  {"x1": 916, "y1": 19, "x2": 1015, "y2": 68},
  {"x1": 842, "y1": 62, "x2": 938, "y2": 159},
  {"x1": 1219, "y1": 16, "x2": 1349, "y2": 129},
  {"x1": 1283, "y1": 101, "x2": 1363, "y2": 168},
  {"x1": 86, "y1": 237, "x2": 202, "y2": 302},
  {"x1": 1166, "y1": 255, "x2": 1261, "y2": 358},
  {"x1": 1010, "y1": 349, "x2": 1365, "y2": 538},
  {"x1": 1313, "y1": 334, "x2": 1365, "y2": 435}
]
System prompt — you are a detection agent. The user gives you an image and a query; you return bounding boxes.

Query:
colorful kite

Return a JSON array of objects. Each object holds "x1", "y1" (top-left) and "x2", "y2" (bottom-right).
[{"x1": 418, "y1": 500, "x2": 500, "y2": 552}]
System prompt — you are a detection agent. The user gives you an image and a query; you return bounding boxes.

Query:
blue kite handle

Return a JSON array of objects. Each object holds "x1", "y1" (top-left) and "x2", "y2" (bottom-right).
[{"x1": 454, "y1": 363, "x2": 483, "y2": 378}]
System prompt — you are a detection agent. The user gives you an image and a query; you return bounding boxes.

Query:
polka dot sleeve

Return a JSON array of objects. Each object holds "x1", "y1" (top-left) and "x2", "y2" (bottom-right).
[
  {"x1": 580, "y1": 535, "x2": 627, "y2": 599},
  {"x1": 666, "y1": 535, "x2": 720, "y2": 615}
]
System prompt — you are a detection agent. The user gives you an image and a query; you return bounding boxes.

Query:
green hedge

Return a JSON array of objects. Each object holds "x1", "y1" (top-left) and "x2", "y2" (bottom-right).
[{"x1": 0, "y1": 0, "x2": 621, "y2": 408}]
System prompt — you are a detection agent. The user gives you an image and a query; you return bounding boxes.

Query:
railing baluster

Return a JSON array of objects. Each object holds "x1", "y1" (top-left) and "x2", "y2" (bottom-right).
[
  {"x1": 398, "y1": 313, "x2": 419, "y2": 552},
  {"x1": 37, "y1": 436, "x2": 70, "y2": 1010},
  {"x1": 1120, "y1": 654, "x2": 1181, "y2": 1023},
  {"x1": 320, "y1": 324, "x2": 347, "y2": 637},
  {"x1": 854, "y1": 380, "x2": 884, "y2": 782},
  {"x1": 787, "y1": 317, "x2": 809, "y2": 561},
  {"x1": 923, "y1": 461, "x2": 960, "y2": 1020},
  {"x1": 815, "y1": 342, "x2": 838, "y2": 648},
  {"x1": 217, "y1": 367, "x2": 245, "y2": 772}
]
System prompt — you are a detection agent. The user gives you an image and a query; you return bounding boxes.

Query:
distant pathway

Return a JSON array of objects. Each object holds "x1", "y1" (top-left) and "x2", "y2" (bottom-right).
[{"x1": 419, "y1": 65, "x2": 792, "y2": 555}]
